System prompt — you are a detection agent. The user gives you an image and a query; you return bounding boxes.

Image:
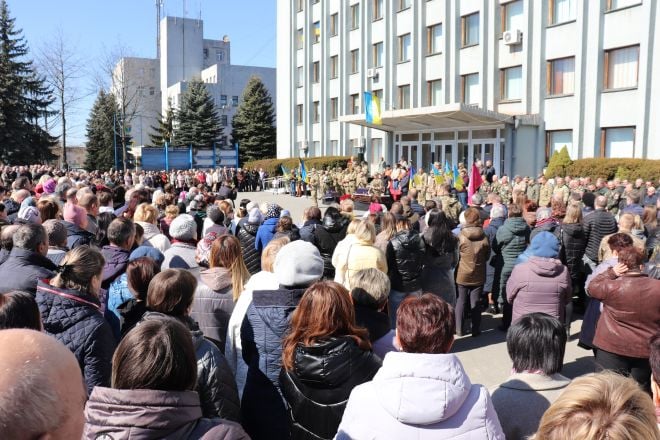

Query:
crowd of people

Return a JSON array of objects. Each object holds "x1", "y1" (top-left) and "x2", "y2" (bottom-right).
[{"x1": 0, "y1": 162, "x2": 658, "y2": 440}]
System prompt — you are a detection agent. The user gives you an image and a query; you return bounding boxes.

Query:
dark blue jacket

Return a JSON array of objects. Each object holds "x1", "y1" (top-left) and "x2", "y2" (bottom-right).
[
  {"x1": 36, "y1": 281, "x2": 116, "y2": 394},
  {"x1": 63, "y1": 221, "x2": 96, "y2": 250},
  {"x1": 255, "y1": 217, "x2": 279, "y2": 252},
  {"x1": 0, "y1": 248, "x2": 56, "y2": 294},
  {"x1": 240, "y1": 287, "x2": 306, "y2": 440},
  {"x1": 299, "y1": 219, "x2": 322, "y2": 243}
]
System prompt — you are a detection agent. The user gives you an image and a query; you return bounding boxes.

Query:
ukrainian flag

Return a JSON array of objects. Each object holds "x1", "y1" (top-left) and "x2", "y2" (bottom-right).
[
  {"x1": 453, "y1": 164, "x2": 464, "y2": 191},
  {"x1": 364, "y1": 92, "x2": 382, "y2": 125},
  {"x1": 299, "y1": 159, "x2": 308, "y2": 183},
  {"x1": 281, "y1": 164, "x2": 291, "y2": 179},
  {"x1": 432, "y1": 165, "x2": 444, "y2": 184}
]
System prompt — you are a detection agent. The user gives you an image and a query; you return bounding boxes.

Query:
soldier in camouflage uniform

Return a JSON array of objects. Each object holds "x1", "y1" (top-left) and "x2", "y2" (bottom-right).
[
  {"x1": 357, "y1": 168, "x2": 369, "y2": 190},
  {"x1": 604, "y1": 181, "x2": 622, "y2": 215},
  {"x1": 411, "y1": 167, "x2": 428, "y2": 204},
  {"x1": 538, "y1": 175, "x2": 554, "y2": 207},
  {"x1": 308, "y1": 169, "x2": 320, "y2": 207},
  {"x1": 437, "y1": 184, "x2": 462, "y2": 226},
  {"x1": 320, "y1": 170, "x2": 330, "y2": 198},
  {"x1": 526, "y1": 176, "x2": 541, "y2": 205},
  {"x1": 369, "y1": 173, "x2": 385, "y2": 197},
  {"x1": 498, "y1": 176, "x2": 513, "y2": 205}
]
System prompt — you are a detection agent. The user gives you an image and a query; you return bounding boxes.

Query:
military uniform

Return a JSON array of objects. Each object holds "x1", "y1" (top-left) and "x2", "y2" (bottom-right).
[
  {"x1": 604, "y1": 188, "x2": 622, "y2": 215},
  {"x1": 553, "y1": 185, "x2": 570, "y2": 205},
  {"x1": 539, "y1": 183, "x2": 554, "y2": 207},
  {"x1": 308, "y1": 170, "x2": 320, "y2": 206},
  {"x1": 498, "y1": 183, "x2": 513, "y2": 204},
  {"x1": 411, "y1": 171, "x2": 428, "y2": 203},
  {"x1": 369, "y1": 176, "x2": 384, "y2": 197},
  {"x1": 438, "y1": 194, "x2": 462, "y2": 226},
  {"x1": 526, "y1": 183, "x2": 540, "y2": 205}
]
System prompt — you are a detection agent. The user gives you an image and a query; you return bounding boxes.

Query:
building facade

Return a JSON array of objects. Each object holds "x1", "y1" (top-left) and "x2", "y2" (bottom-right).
[{"x1": 277, "y1": 0, "x2": 660, "y2": 177}]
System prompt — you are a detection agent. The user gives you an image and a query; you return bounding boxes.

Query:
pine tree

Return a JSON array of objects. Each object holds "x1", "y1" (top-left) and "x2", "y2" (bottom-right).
[
  {"x1": 148, "y1": 99, "x2": 176, "y2": 148},
  {"x1": 0, "y1": 0, "x2": 57, "y2": 164},
  {"x1": 545, "y1": 146, "x2": 574, "y2": 178},
  {"x1": 85, "y1": 91, "x2": 120, "y2": 171},
  {"x1": 176, "y1": 78, "x2": 222, "y2": 148},
  {"x1": 231, "y1": 75, "x2": 276, "y2": 164}
]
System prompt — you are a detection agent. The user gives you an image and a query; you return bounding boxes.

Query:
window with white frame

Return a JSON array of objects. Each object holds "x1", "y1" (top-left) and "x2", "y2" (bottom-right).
[
  {"x1": 313, "y1": 101, "x2": 320, "y2": 123},
  {"x1": 373, "y1": 0, "x2": 383, "y2": 20},
  {"x1": 330, "y1": 140, "x2": 338, "y2": 155},
  {"x1": 398, "y1": 33, "x2": 411, "y2": 62},
  {"x1": 604, "y1": 45, "x2": 639, "y2": 90},
  {"x1": 546, "y1": 130, "x2": 573, "y2": 162},
  {"x1": 501, "y1": 66, "x2": 522, "y2": 101},
  {"x1": 462, "y1": 73, "x2": 480, "y2": 104},
  {"x1": 549, "y1": 0, "x2": 576, "y2": 25},
  {"x1": 296, "y1": 28, "x2": 304, "y2": 50},
  {"x1": 398, "y1": 84, "x2": 411, "y2": 109},
  {"x1": 296, "y1": 66, "x2": 303, "y2": 87},
  {"x1": 427, "y1": 23, "x2": 442, "y2": 55},
  {"x1": 350, "y1": 4, "x2": 360, "y2": 30},
  {"x1": 330, "y1": 13, "x2": 338, "y2": 36},
  {"x1": 330, "y1": 97, "x2": 338, "y2": 120},
  {"x1": 503, "y1": 0, "x2": 524, "y2": 32},
  {"x1": 427, "y1": 79, "x2": 442, "y2": 106},
  {"x1": 372, "y1": 42, "x2": 383, "y2": 67},
  {"x1": 461, "y1": 12, "x2": 479, "y2": 47},
  {"x1": 350, "y1": 94, "x2": 360, "y2": 114},
  {"x1": 399, "y1": 0, "x2": 411, "y2": 11},
  {"x1": 371, "y1": 138, "x2": 383, "y2": 163},
  {"x1": 547, "y1": 57, "x2": 575, "y2": 95},
  {"x1": 603, "y1": 127, "x2": 634, "y2": 157},
  {"x1": 607, "y1": 0, "x2": 641, "y2": 11},
  {"x1": 350, "y1": 49, "x2": 359, "y2": 73},
  {"x1": 312, "y1": 61, "x2": 320, "y2": 83},
  {"x1": 330, "y1": 55, "x2": 338, "y2": 79},
  {"x1": 313, "y1": 21, "x2": 320, "y2": 44},
  {"x1": 296, "y1": 104, "x2": 303, "y2": 124}
]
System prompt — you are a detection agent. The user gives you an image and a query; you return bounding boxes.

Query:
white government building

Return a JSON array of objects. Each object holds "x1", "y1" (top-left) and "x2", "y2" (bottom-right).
[{"x1": 276, "y1": 0, "x2": 660, "y2": 177}]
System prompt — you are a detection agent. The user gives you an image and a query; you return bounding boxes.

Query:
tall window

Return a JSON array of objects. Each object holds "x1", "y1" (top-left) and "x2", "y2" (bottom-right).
[
  {"x1": 296, "y1": 28, "x2": 304, "y2": 49},
  {"x1": 546, "y1": 130, "x2": 573, "y2": 162},
  {"x1": 296, "y1": 104, "x2": 303, "y2": 124},
  {"x1": 602, "y1": 127, "x2": 635, "y2": 157},
  {"x1": 372, "y1": 89, "x2": 383, "y2": 103},
  {"x1": 330, "y1": 140, "x2": 338, "y2": 155},
  {"x1": 330, "y1": 55, "x2": 339, "y2": 79},
  {"x1": 604, "y1": 45, "x2": 639, "y2": 89},
  {"x1": 296, "y1": 66, "x2": 303, "y2": 87},
  {"x1": 330, "y1": 13, "x2": 338, "y2": 36},
  {"x1": 461, "y1": 73, "x2": 480, "y2": 104},
  {"x1": 220, "y1": 95, "x2": 227, "y2": 106},
  {"x1": 398, "y1": 85, "x2": 411, "y2": 109},
  {"x1": 220, "y1": 115, "x2": 228, "y2": 127},
  {"x1": 398, "y1": 0, "x2": 411, "y2": 11},
  {"x1": 350, "y1": 49, "x2": 359, "y2": 73},
  {"x1": 548, "y1": 0, "x2": 576, "y2": 25},
  {"x1": 330, "y1": 97, "x2": 338, "y2": 120},
  {"x1": 426, "y1": 23, "x2": 442, "y2": 55},
  {"x1": 296, "y1": 0, "x2": 303, "y2": 12},
  {"x1": 312, "y1": 61, "x2": 320, "y2": 83},
  {"x1": 501, "y1": 66, "x2": 522, "y2": 101},
  {"x1": 373, "y1": 0, "x2": 383, "y2": 20},
  {"x1": 427, "y1": 79, "x2": 442, "y2": 106},
  {"x1": 313, "y1": 21, "x2": 320, "y2": 44},
  {"x1": 547, "y1": 57, "x2": 575, "y2": 95},
  {"x1": 607, "y1": 0, "x2": 641, "y2": 10},
  {"x1": 232, "y1": 96, "x2": 239, "y2": 106},
  {"x1": 502, "y1": 0, "x2": 524, "y2": 32},
  {"x1": 350, "y1": 4, "x2": 360, "y2": 30},
  {"x1": 398, "y1": 33, "x2": 411, "y2": 62},
  {"x1": 372, "y1": 42, "x2": 383, "y2": 67},
  {"x1": 461, "y1": 13, "x2": 480, "y2": 47},
  {"x1": 313, "y1": 101, "x2": 320, "y2": 123},
  {"x1": 350, "y1": 94, "x2": 360, "y2": 114}
]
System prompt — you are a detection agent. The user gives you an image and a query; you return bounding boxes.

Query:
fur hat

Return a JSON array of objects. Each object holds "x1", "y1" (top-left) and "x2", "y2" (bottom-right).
[
  {"x1": 169, "y1": 214, "x2": 197, "y2": 241},
  {"x1": 273, "y1": 241, "x2": 324, "y2": 287}
]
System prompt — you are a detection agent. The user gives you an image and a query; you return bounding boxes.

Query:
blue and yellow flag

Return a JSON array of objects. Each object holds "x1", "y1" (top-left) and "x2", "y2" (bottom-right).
[
  {"x1": 432, "y1": 165, "x2": 444, "y2": 184},
  {"x1": 364, "y1": 92, "x2": 382, "y2": 125},
  {"x1": 408, "y1": 165, "x2": 416, "y2": 190},
  {"x1": 444, "y1": 161, "x2": 452, "y2": 179},
  {"x1": 280, "y1": 164, "x2": 291, "y2": 179},
  {"x1": 299, "y1": 159, "x2": 308, "y2": 183},
  {"x1": 453, "y1": 164, "x2": 464, "y2": 191}
]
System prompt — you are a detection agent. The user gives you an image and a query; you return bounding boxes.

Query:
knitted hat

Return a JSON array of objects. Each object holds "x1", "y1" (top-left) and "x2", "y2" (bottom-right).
[
  {"x1": 248, "y1": 207, "x2": 262, "y2": 224},
  {"x1": 169, "y1": 214, "x2": 197, "y2": 241},
  {"x1": 129, "y1": 245, "x2": 165, "y2": 266},
  {"x1": 528, "y1": 231, "x2": 560, "y2": 259},
  {"x1": 265, "y1": 204, "x2": 281, "y2": 220},
  {"x1": 43, "y1": 219, "x2": 67, "y2": 246},
  {"x1": 43, "y1": 179, "x2": 56, "y2": 194},
  {"x1": 63, "y1": 203, "x2": 87, "y2": 227},
  {"x1": 196, "y1": 231, "x2": 219, "y2": 266},
  {"x1": 280, "y1": 209, "x2": 291, "y2": 218},
  {"x1": 273, "y1": 241, "x2": 323, "y2": 287}
]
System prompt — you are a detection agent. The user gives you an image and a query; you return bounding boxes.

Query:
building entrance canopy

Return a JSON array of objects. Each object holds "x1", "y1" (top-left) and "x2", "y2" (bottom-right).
[{"x1": 339, "y1": 103, "x2": 514, "y2": 132}]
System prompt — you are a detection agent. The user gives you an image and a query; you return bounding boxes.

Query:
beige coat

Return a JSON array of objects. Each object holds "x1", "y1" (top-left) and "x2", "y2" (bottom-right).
[{"x1": 333, "y1": 240, "x2": 388, "y2": 289}]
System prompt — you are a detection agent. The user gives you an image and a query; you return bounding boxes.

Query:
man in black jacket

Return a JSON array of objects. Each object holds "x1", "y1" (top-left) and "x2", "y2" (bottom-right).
[
  {"x1": 583, "y1": 196, "x2": 618, "y2": 270},
  {"x1": 0, "y1": 223, "x2": 56, "y2": 294}
]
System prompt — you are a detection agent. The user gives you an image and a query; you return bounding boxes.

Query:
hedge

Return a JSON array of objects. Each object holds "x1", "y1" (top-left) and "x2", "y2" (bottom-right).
[
  {"x1": 242, "y1": 156, "x2": 351, "y2": 176},
  {"x1": 564, "y1": 158, "x2": 660, "y2": 181}
]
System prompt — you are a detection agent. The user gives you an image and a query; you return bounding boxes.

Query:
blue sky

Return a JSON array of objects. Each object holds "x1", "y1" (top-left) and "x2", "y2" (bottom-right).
[{"x1": 7, "y1": 0, "x2": 277, "y2": 145}]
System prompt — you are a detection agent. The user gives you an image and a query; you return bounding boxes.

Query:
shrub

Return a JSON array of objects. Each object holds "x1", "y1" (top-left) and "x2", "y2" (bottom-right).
[
  {"x1": 243, "y1": 156, "x2": 351, "y2": 176},
  {"x1": 545, "y1": 146, "x2": 573, "y2": 178},
  {"x1": 566, "y1": 158, "x2": 660, "y2": 181}
]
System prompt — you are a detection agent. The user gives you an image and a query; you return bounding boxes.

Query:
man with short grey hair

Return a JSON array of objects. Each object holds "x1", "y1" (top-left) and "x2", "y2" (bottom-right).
[
  {"x1": 0, "y1": 329, "x2": 87, "y2": 440},
  {"x1": 583, "y1": 195, "x2": 618, "y2": 271},
  {"x1": 0, "y1": 223, "x2": 55, "y2": 294}
]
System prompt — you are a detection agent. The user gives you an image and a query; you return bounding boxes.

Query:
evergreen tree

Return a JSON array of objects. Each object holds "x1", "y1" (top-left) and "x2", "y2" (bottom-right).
[
  {"x1": 231, "y1": 75, "x2": 276, "y2": 163},
  {"x1": 148, "y1": 99, "x2": 176, "y2": 148},
  {"x1": 176, "y1": 78, "x2": 222, "y2": 148},
  {"x1": 545, "y1": 145, "x2": 573, "y2": 178},
  {"x1": 85, "y1": 91, "x2": 120, "y2": 171},
  {"x1": 0, "y1": 0, "x2": 57, "y2": 164}
]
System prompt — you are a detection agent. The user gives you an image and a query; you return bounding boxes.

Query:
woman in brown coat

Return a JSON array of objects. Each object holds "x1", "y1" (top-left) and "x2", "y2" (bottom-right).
[{"x1": 455, "y1": 208, "x2": 491, "y2": 337}]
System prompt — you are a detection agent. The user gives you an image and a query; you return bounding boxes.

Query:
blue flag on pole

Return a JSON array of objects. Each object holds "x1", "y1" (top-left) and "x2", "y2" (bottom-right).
[{"x1": 299, "y1": 158, "x2": 308, "y2": 183}]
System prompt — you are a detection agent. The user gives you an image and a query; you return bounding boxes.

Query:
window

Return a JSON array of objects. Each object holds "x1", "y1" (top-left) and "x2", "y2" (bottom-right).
[
  {"x1": 548, "y1": 0, "x2": 576, "y2": 25},
  {"x1": 601, "y1": 127, "x2": 635, "y2": 157},
  {"x1": 547, "y1": 57, "x2": 575, "y2": 95},
  {"x1": 427, "y1": 80, "x2": 442, "y2": 106},
  {"x1": 313, "y1": 101, "x2": 320, "y2": 123},
  {"x1": 296, "y1": 28, "x2": 304, "y2": 50},
  {"x1": 350, "y1": 94, "x2": 360, "y2": 114},
  {"x1": 221, "y1": 115, "x2": 228, "y2": 127},
  {"x1": 461, "y1": 12, "x2": 479, "y2": 47},
  {"x1": 330, "y1": 97, "x2": 338, "y2": 120},
  {"x1": 607, "y1": 0, "x2": 641, "y2": 10},
  {"x1": 330, "y1": 55, "x2": 339, "y2": 79},
  {"x1": 398, "y1": 33, "x2": 411, "y2": 62},
  {"x1": 350, "y1": 4, "x2": 360, "y2": 30},
  {"x1": 371, "y1": 138, "x2": 383, "y2": 164},
  {"x1": 372, "y1": 42, "x2": 383, "y2": 67},
  {"x1": 398, "y1": 84, "x2": 411, "y2": 109},
  {"x1": 604, "y1": 45, "x2": 639, "y2": 90},
  {"x1": 372, "y1": 89, "x2": 383, "y2": 104},
  {"x1": 296, "y1": 0, "x2": 303, "y2": 12},
  {"x1": 330, "y1": 140, "x2": 339, "y2": 155},
  {"x1": 502, "y1": 0, "x2": 524, "y2": 32},
  {"x1": 296, "y1": 66, "x2": 304, "y2": 87},
  {"x1": 217, "y1": 51, "x2": 224, "y2": 62},
  {"x1": 330, "y1": 13, "x2": 338, "y2": 36},
  {"x1": 231, "y1": 96, "x2": 238, "y2": 106},
  {"x1": 296, "y1": 104, "x2": 304, "y2": 124},
  {"x1": 500, "y1": 66, "x2": 522, "y2": 101},
  {"x1": 312, "y1": 61, "x2": 320, "y2": 83},
  {"x1": 350, "y1": 49, "x2": 359, "y2": 74},
  {"x1": 373, "y1": 0, "x2": 383, "y2": 20},
  {"x1": 220, "y1": 95, "x2": 227, "y2": 106},
  {"x1": 545, "y1": 130, "x2": 573, "y2": 162},
  {"x1": 149, "y1": 86, "x2": 155, "y2": 96},
  {"x1": 426, "y1": 24, "x2": 442, "y2": 55},
  {"x1": 313, "y1": 21, "x2": 320, "y2": 44},
  {"x1": 398, "y1": 0, "x2": 411, "y2": 11},
  {"x1": 461, "y1": 73, "x2": 480, "y2": 104}
]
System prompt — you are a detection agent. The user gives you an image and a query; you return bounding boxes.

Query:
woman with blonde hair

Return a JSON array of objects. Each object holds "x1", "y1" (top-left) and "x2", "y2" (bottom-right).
[
  {"x1": 36, "y1": 245, "x2": 116, "y2": 394},
  {"x1": 192, "y1": 235, "x2": 250, "y2": 350},
  {"x1": 159, "y1": 204, "x2": 179, "y2": 240},
  {"x1": 133, "y1": 202, "x2": 171, "y2": 253},
  {"x1": 280, "y1": 281, "x2": 381, "y2": 440},
  {"x1": 533, "y1": 371, "x2": 660, "y2": 439},
  {"x1": 332, "y1": 219, "x2": 387, "y2": 289}
]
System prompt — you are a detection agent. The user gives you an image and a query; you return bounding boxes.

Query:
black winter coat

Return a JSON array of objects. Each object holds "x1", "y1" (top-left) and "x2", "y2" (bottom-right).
[
  {"x1": 313, "y1": 215, "x2": 349, "y2": 279},
  {"x1": 280, "y1": 336, "x2": 382, "y2": 440},
  {"x1": 237, "y1": 222, "x2": 261, "y2": 275},
  {"x1": 63, "y1": 220, "x2": 96, "y2": 250},
  {"x1": 0, "y1": 248, "x2": 56, "y2": 294},
  {"x1": 386, "y1": 230, "x2": 426, "y2": 292},
  {"x1": 560, "y1": 222, "x2": 587, "y2": 283},
  {"x1": 583, "y1": 209, "x2": 618, "y2": 262},
  {"x1": 37, "y1": 281, "x2": 116, "y2": 394}
]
